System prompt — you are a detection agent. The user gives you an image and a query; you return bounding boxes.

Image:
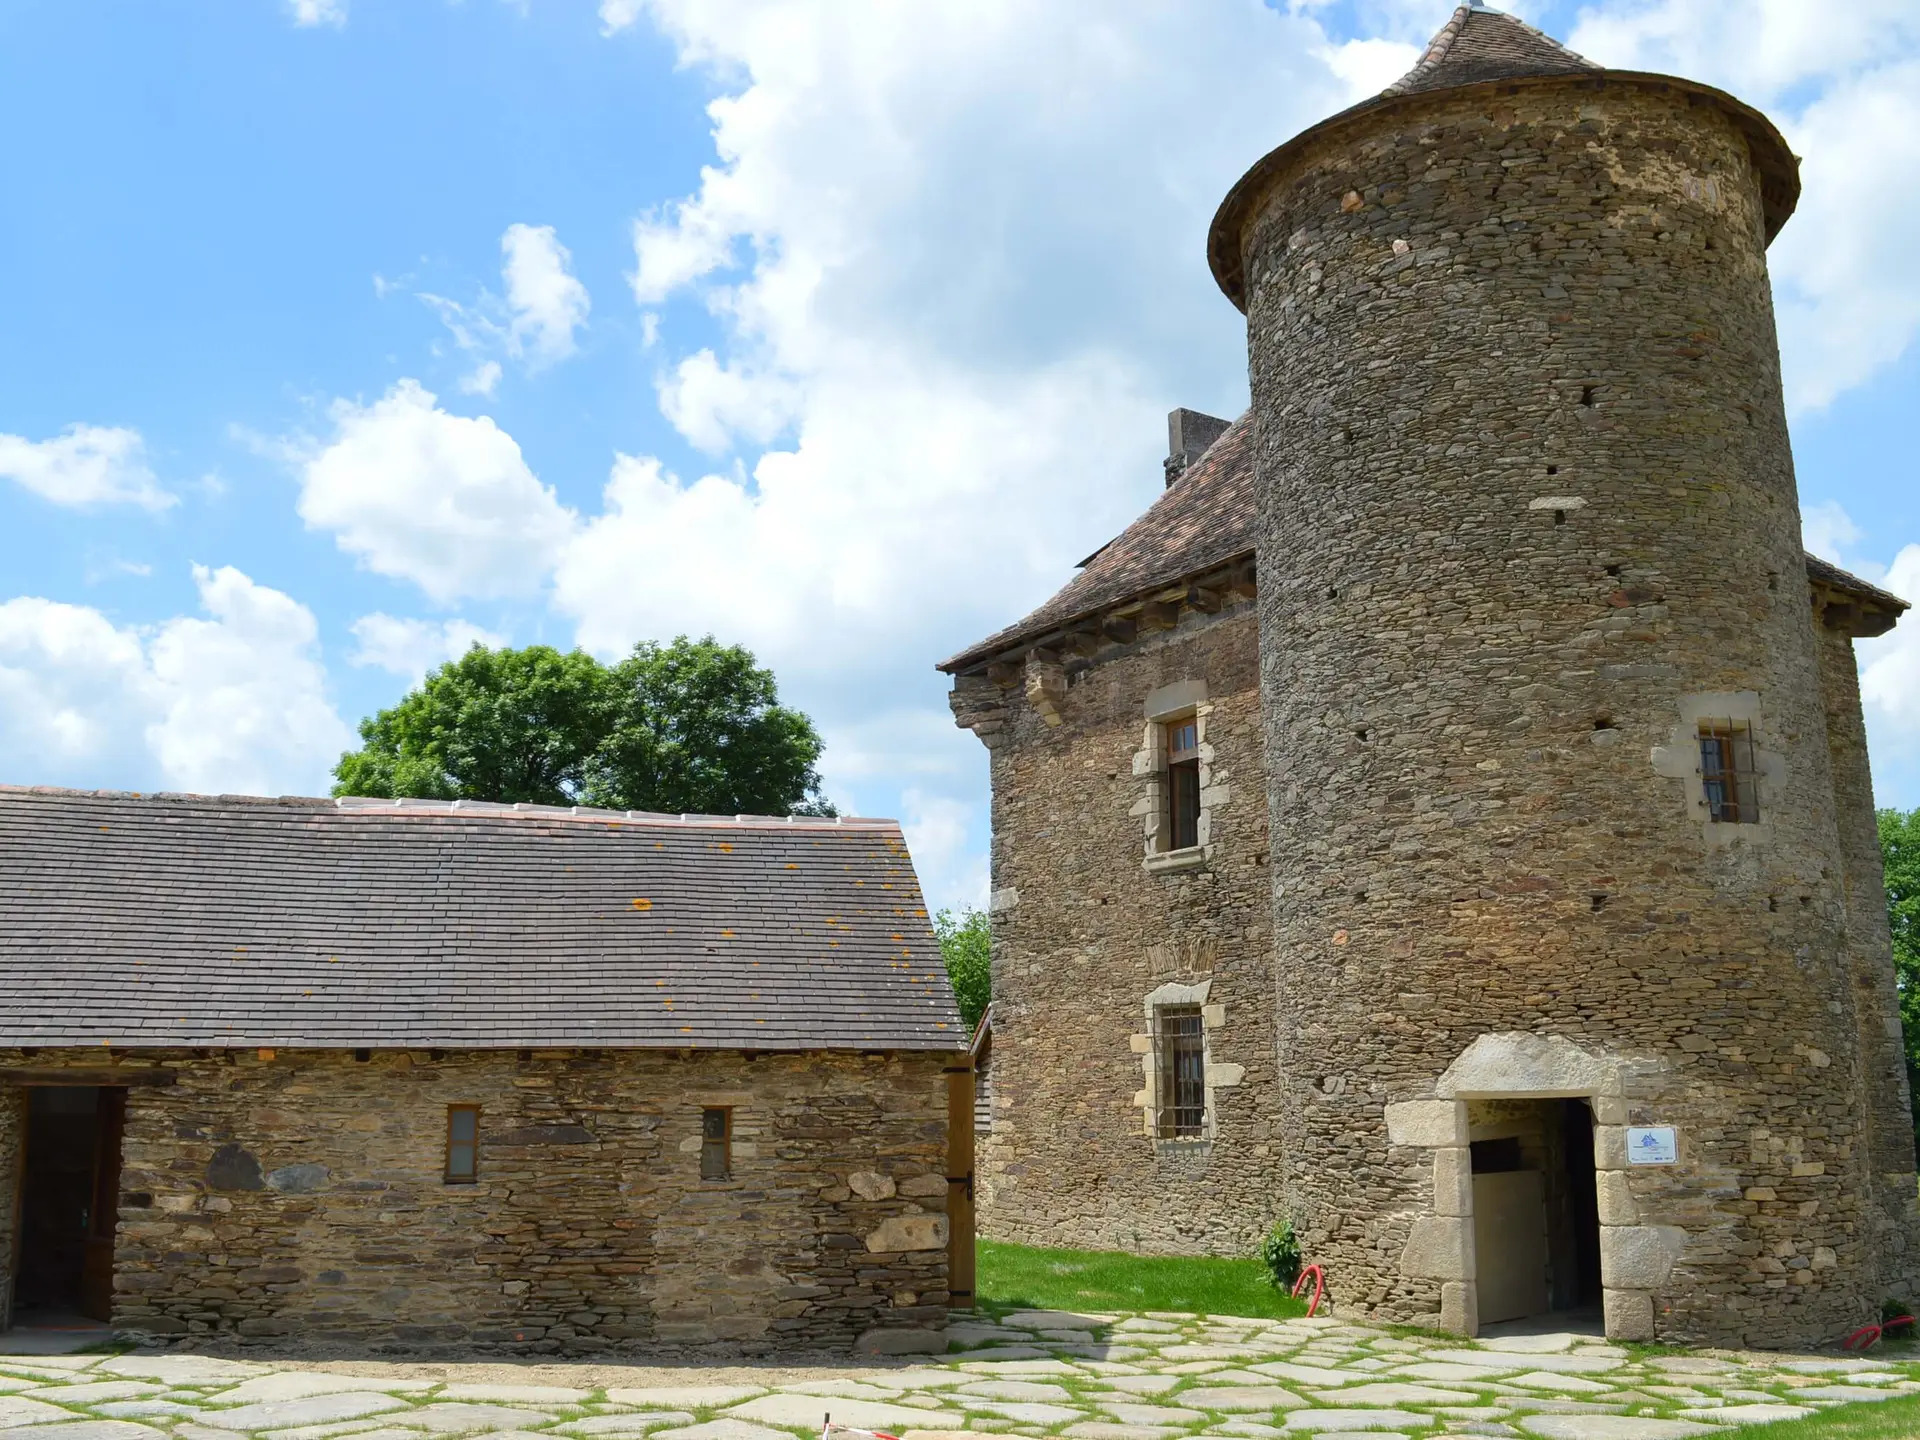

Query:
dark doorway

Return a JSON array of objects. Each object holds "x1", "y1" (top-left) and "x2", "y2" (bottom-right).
[
  {"x1": 14, "y1": 1087, "x2": 126, "y2": 1324},
  {"x1": 1559, "y1": 1098, "x2": 1603, "y2": 1308}
]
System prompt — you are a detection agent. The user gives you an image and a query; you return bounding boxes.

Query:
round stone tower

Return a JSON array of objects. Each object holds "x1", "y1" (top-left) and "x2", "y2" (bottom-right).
[{"x1": 1209, "y1": 6, "x2": 1919, "y2": 1345}]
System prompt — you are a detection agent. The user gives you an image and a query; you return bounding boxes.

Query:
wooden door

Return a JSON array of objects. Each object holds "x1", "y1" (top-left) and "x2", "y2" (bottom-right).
[
  {"x1": 945, "y1": 1066, "x2": 976, "y2": 1305},
  {"x1": 78, "y1": 1089, "x2": 125, "y2": 1322},
  {"x1": 1473, "y1": 1169, "x2": 1548, "y2": 1326}
]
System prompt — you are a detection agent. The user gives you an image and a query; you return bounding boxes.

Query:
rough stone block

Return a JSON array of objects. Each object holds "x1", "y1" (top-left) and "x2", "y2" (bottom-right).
[
  {"x1": 1433, "y1": 1032, "x2": 1619, "y2": 1100},
  {"x1": 1384, "y1": 1100, "x2": 1467, "y2": 1148},
  {"x1": 1400, "y1": 1215, "x2": 1474, "y2": 1280},
  {"x1": 865, "y1": 1214, "x2": 948, "y2": 1252},
  {"x1": 1593, "y1": 1125, "x2": 1628, "y2": 1171},
  {"x1": 849, "y1": 1172, "x2": 896, "y2": 1201},
  {"x1": 1596, "y1": 1171, "x2": 1637, "y2": 1226},
  {"x1": 1432, "y1": 1148, "x2": 1471, "y2": 1217},
  {"x1": 1603, "y1": 1287, "x2": 1656, "y2": 1341},
  {"x1": 1439, "y1": 1280, "x2": 1477, "y2": 1335},
  {"x1": 1600, "y1": 1224, "x2": 1687, "y2": 1290}
]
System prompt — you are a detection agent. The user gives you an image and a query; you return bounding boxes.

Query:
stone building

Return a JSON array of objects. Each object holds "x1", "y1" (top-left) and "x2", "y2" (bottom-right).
[
  {"x1": 0, "y1": 787, "x2": 967, "y2": 1353},
  {"x1": 942, "y1": 5, "x2": 1919, "y2": 1348}
]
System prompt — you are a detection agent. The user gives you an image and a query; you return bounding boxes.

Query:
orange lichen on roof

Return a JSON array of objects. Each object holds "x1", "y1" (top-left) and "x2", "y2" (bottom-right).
[
  {"x1": 717, "y1": 842, "x2": 734, "y2": 853},
  {"x1": 632, "y1": 898, "x2": 653, "y2": 911},
  {"x1": 720, "y1": 929, "x2": 735, "y2": 939}
]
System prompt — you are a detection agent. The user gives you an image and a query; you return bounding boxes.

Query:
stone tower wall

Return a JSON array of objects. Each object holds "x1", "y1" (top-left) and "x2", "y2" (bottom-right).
[
  {"x1": 1814, "y1": 614, "x2": 1920, "y2": 1300},
  {"x1": 1235, "y1": 78, "x2": 1913, "y2": 1346},
  {"x1": 975, "y1": 607, "x2": 1282, "y2": 1255}
]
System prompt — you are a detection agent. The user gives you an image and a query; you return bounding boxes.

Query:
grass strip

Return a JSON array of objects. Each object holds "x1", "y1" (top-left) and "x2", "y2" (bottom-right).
[
  {"x1": 977, "y1": 1238, "x2": 1308, "y2": 1319},
  {"x1": 1715, "y1": 1392, "x2": 1920, "y2": 1438}
]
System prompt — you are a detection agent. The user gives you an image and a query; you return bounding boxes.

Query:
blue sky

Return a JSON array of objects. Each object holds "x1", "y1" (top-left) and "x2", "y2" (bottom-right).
[{"x1": 3, "y1": 0, "x2": 1918, "y2": 914}]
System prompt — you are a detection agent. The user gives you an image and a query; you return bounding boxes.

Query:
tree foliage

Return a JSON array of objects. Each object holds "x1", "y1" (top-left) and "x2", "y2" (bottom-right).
[
  {"x1": 1882, "y1": 807, "x2": 1920, "y2": 1147},
  {"x1": 935, "y1": 905, "x2": 991, "y2": 1032},
  {"x1": 333, "y1": 637, "x2": 832, "y2": 817}
]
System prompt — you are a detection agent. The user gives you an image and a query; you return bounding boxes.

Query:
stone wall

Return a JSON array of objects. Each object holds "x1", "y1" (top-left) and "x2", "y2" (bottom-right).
[
  {"x1": 0, "y1": 1047, "x2": 952, "y2": 1352},
  {"x1": 1814, "y1": 613, "x2": 1920, "y2": 1301},
  {"x1": 0, "y1": 1084, "x2": 22, "y2": 1328},
  {"x1": 1231, "y1": 75, "x2": 1916, "y2": 1346},
  {"x1": 967, "y1": 604, "x2": 1281, "y2": 1255}
]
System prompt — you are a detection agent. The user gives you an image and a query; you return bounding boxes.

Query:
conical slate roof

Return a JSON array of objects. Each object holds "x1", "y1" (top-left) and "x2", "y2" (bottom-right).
[
  {"x1": 1382, "y1": 5, "x2": 1598, "y2": 96},
  {"x1": 1205, "y1": 3, "x2": 1801, "y2": 309}
]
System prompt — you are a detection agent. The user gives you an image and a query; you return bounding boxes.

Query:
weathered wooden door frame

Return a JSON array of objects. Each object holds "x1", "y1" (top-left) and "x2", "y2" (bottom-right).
[{"x1": 945, "y1": 1061, "x2": 976, "y2": 1306}]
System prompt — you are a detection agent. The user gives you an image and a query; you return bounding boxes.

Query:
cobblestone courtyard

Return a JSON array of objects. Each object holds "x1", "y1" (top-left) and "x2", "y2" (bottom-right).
[{"x1": 7, "y1": 1309, "x2": 1920, "y2": 1440}]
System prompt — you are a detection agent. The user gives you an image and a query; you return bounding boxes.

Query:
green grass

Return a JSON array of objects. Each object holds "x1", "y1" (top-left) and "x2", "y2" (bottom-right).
[
  {"x1": 975, "y1": 1238, "x2": 1309, "y2": 1319},
  {"x1": 1718, "y1": 1392, "x2": 1920, "y2": 1438}
]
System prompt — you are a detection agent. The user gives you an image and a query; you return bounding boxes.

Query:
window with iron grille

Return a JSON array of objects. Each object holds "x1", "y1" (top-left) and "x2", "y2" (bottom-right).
[
  {"x1": 1165, "y1": 718, "x2": 1200, "y2": 851},
  {"x1": 700, "y1": 1106, "x2": 732, "y2": 1180},
  {"x1": 1699, "y1": 721, "x2": 1760, "y2": 824},
  {"x1": 445, "y1": 1105, "x2": 479, "y2": 1184},
  {"x1": 1155, "y1": 1006, "x2": 1206, "y2": 1138}
]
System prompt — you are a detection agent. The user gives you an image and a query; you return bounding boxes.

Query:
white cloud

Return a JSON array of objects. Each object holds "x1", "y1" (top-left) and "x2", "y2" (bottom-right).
[
  {"x1": 460, "y1": 360, "x2": 503, "y2": 397},
  {"x1": 0, "y1": 424, "x2": 175, "y2": 512},
  {"x1": 349, "y1": 613, "x2": 508, "y2": 682},
  {"x1": 501, "y1": 223, "x2": 591, "y2": 366},
  {"x1": 1861, "y1": 546, "x2": 1920, "y2": 731},
  {"x1": 1568, "y1": 1, "x2": 1920, "y2": 412},
  {"x1": 1802, "y1": 500, "x2": 1867, "y2": 569},
  {"x1": 0, "y1": 566, "x2": 351, "y2": 796},
  {"x1": 287, "y1": 0, "x2": 346, "y2": 28},
  {"x1": 296, "y1": 379, "x2": 577, "y2": 604}
]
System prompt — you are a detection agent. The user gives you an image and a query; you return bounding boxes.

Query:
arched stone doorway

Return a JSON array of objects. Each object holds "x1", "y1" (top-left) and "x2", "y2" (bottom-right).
[{"x1": 1387, "y1": 1033, "x2": 1685, "y2": 1341}]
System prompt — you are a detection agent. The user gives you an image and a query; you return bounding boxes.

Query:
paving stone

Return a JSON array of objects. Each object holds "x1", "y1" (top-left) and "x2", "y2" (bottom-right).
[
  {"x1": 1776, "y1": 1360, "x2": 1890, "y2": 1374},
  {"x1": 948, "y1": 1327, "x2": 1034, "y2": 1347},
  {"x1": 564, "y1": 1415, "x2": 697, "y2": 1434},
  {"x1": 962, "y1": 1402, "x2": 1085, "y2": 1425},
  {"x1": 1175, "y1": 1388, "x2": 1306, "y2": 1413},
  {"x1": 394, "y1": 1404, "x2": 563, "y2": 1432},
  {"x1": 1247, "y1": 1367, "x2": 1362, "y2": 1390},
  {"x1": 651, "y1": 1423, "x2": 796, "y2": 1440},
  {"x1": 214, "y1": 1377, "x2": 435, "y2": 1405},
  {"x1": 1516, "y1": 1421, "x2": 1716, "y2": 1440},
  {"x1": 1206, "y1": 1425, "x2": 1286, "y2": 1438},
  {"x1": 0, "y1": 1383, "x2": 33, "y2": 1396},
  {"x1": 1162, "y1": 1365, "x2": 1229, "y2": 1378},
  {"x1": 955, "y1": 1384, "x2": 1073, "y2": 1404},
  {"x1": 1159, "y1": 1349, "x2": 1264, "y2": 1363},
  {"x1": 1504, "y1": 1401, "x2": 1628, "y2": 1415},
  {"x1": 95, "y1": 1402, "x2": 206, "y2": 1420},
  {"x1": 22, "y1": 1384, "x2": 165, "y2": 1404},
  {"x1": 1094, "y1": 1403, "x2": 1204, "y2": 1426},
  {"x1": 1677, "y1": 1404, "x2": 1813, "y2": 1423},
  {"x1": 956, "y1": 1364, "x2": 1083, "y2": 1379},
  {"x1": 178, "y1": 1425, "x2": 251, "y2": 1440},
  {"x1": 1390, "y1": 1365, "x2": 1512, "y2": 1384},
  {"x1": 1096, "y1": 1378, "x2": 1181, "y2": 1396},
  {"x1": 1003, "y1": 1313, "x2": 1109, "y2": 1331},
  {"x1": 786, "y1": 1383, "x2": 914, "y2": 1403},
  {"x1": 437, "y1": 1385, "x2": 590, "y2": 1405},
  {"x1": 99, "y1": 1359, "x2": 263, "y2": 1386},
  {"x1": 207, "y1": 1392, "x2": 413, "y2": 1431},
  {"x1": 0, "y1": 1398, "x2": 81, "y2": 1426},
  {"x1": 1642, "y1": 1359, "x2": 1730, "y2": 1377},
  {"x1": 0, "y1": 1424, "x2": 170, "y2": 1440},
  {"x1": 1060, "y1": 1426, "x2": 1182, "y2": 1440},
  {"x1": 1306, "y1": 1385, "x2": 1474, "y2": 1407},
  {"x1": 1793, "y1": 1385, "x2": 1903, "y2": 1402},
  {"x1": 1428, "y1": 1354, "x2": 1619, "y2": 1377},
  {"x1": 876, "y1": 1374, "x2": 971, "y2": 1393},
  {"x1": 1477, "y1": 1338, "x2": 1576, "y2": 1356},
  {"x1": 608, "y1": 1389, "x2": 764, "y2": 1410},
  {"x1": 731, "y1": 1396, "x2": 964, "y2": 1430},
  {"x1": 1279, "y1": 1412, "x2": 1428, "y2": 1432},
  {"x1": 951, "y1": 1349, "x2": 1053, "y2": 1364},
  {"x1": 1715, "y1": 1390, "x2": 1784, "y2": 1404},
  {"x1": 1112, "y1": 1323, "x2": 1181, "y2": 1335},
  {"x1": 1500, "y1": 1374, "x2": 1613, "y2": 1395}
]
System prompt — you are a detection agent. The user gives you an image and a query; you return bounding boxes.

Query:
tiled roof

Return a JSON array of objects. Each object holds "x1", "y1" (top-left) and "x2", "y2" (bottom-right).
[
  {"x1": 939, "y1": 414, "x2": 1256, "y2": 671},
  {"x1": 1383, "y1": 6, "x2": 1597, "y2": 97},
  {"x1": 940, "y1": 412, "x2": 1907, "y2": 670},
  {"x1": 0, "y1": 788, "x2": 962, "y2": 1051}
]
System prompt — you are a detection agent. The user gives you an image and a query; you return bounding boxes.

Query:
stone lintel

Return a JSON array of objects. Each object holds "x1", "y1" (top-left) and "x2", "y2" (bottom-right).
[{"x1": 1434, "y1": 1031, "x2": 1620, "y2": 1099}]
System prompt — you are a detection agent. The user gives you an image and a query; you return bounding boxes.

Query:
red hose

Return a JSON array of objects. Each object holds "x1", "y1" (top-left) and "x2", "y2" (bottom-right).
[
  {"x1": 1845, "y1": 1316, "x2": 1915, "y2": 1350},
  {"x1": 1290, "y1": 1263, "x2": 1326, "y2": 1317}
]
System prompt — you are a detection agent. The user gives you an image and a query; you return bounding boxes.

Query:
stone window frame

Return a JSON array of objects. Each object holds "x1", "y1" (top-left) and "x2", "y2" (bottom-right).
[
  {"x1": 1130, "y1": 979, "x2": 1243, "y2": 1145},
  {"x1": 1651, "y1": 691, "x2": 1783, "y2": 848},
  {"x1": 700, "y1": 1106, "x2": 733, "y2": 1180},
  {"x1": 1132, "y1": 680, "x2": 1226, "y2": 875},
  {"x1": 445, "y1": 1104, "x2": 480, "y2": 1184},
  {"x1": 1384, "y1": 1032, "x2": 1684, "y2": 1343}
]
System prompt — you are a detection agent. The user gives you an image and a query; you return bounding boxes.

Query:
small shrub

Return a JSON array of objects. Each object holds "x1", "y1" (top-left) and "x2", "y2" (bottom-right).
[
  {"x1": 1260, "y1": 1219, "x2": 1302, "y2": 1290},
  {"x1": 1882, "y1": 1296, "x2": 1917, "y2": 1343}
]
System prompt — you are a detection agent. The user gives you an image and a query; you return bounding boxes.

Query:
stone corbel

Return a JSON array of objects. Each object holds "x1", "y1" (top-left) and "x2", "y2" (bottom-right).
[{"x1": 1025, "y1": 652, "x2": 1067, "y2": 726}]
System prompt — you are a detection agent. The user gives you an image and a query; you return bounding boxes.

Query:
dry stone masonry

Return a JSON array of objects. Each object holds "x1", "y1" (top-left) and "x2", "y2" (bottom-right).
[{"x1": 943, "y1": 5, "x2": 1917, "y2": 1349}]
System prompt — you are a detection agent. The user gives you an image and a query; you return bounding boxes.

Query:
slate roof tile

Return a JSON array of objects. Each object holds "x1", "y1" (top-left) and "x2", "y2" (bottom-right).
[{"x1": 0, "y1": 788, "x2": 963, "y2": 1052}]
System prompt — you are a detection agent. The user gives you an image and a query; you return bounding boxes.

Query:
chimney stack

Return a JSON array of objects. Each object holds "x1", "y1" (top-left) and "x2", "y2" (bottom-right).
[{"x1": 1165, "y1": 408, "x2": 1230, "y2": 487}]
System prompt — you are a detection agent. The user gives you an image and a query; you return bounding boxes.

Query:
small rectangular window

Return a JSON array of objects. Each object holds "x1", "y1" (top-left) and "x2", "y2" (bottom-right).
[
  {"x1": 445, "y1": 1105, "x2": 479, "y2": 1183},
  {"x1": 700, "y1": 1107, "x2": 731, "y2": 1180},
  {"x1": 1165, "y1": 719, "x2": 1201, "y2": 851},
  {"x1": 1154, "y1": 1007, "x2": 1206, "y2": 1139},
  {"x1": 1699, "y1": 721, "x2": 1760, "y2": 824}
]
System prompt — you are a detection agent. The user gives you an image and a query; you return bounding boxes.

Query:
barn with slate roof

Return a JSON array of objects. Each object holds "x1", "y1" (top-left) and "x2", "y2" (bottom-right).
[
  {"x1": 0, "y1": 787, "x2": 969, "y2": 1353},
  {"x1": 942, "y1": 3, "x2": 1920, "y2": 1349}
]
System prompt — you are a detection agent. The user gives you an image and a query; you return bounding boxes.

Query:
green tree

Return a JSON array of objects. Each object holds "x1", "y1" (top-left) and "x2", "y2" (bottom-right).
[
  {"x1": 586, "y1": 637, "x2": 831, "y2": 816},
  {"x1": 333, "y1": 637, "x2": 831, "y2": 817},
  {"x1": 1882, "y1": 807, "x2": 1920, "y2": 1145},
  {"x1": 935, "y1": 905, "x2": 991, "y2": 1032}
]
